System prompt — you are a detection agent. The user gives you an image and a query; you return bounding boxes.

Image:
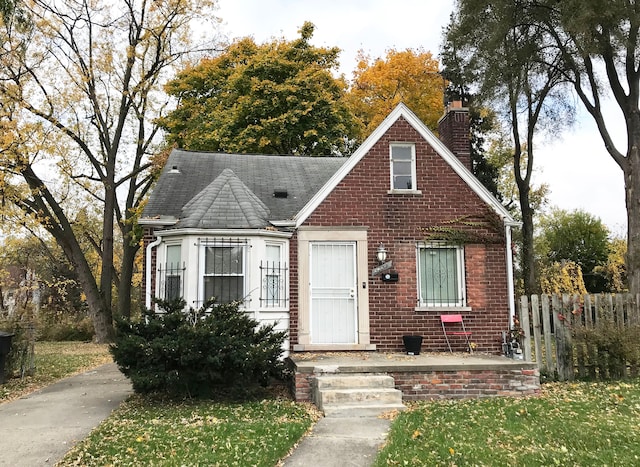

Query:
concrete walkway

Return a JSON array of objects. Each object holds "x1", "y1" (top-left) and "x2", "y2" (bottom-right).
[
  {"x1": 282, "y1": 415, "x2": 391, "y2": 467},
  {"x1": 0, "y1": 362, "x2": 390, "y2": 467},
  {"x1": 0, "y1": 363, "x2": 132, "y2": 466}
]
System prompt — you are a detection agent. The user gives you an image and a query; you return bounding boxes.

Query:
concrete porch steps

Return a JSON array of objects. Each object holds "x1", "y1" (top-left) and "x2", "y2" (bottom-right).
[{"x1": 314, "y1": 374, "x2": 405, "y2": 418}]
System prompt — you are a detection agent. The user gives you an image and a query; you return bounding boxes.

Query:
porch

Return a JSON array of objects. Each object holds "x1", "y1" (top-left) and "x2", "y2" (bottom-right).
[{"x1": 288, "y1": 352, "x2": 540, "y2": 404}]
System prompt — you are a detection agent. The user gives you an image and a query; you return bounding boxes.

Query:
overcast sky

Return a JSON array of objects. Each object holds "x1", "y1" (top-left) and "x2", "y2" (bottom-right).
[{"x1": 216, "y1": 0, "x2": 628, "y2": 234}]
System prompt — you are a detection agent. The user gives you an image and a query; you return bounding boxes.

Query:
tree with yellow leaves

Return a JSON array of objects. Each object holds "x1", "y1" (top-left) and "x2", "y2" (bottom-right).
[{"x1": 345, "y1": 48, "x2": 445, "y2": 141}]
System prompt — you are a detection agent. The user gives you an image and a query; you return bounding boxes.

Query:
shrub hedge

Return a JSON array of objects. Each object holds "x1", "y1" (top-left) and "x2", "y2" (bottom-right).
[{"x1": 110, "y1": 298, "x2": 288, "y2": 398}]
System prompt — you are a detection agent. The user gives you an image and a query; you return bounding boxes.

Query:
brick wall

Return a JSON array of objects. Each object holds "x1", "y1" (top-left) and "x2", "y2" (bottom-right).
[
  {"x1": 291, "y1": 117, "x2": 510, "y2": 353},
  {"x1": 292, "y1": 367, "x2": 540, "y2": 402},
  {"x1": 390, "y1": 368, "x2": 540, "y2": 400}
]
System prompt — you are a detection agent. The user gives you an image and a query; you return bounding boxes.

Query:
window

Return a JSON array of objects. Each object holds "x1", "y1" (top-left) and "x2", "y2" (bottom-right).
[
  {"x1": 390, "y1": 143, "x2": 416, "y2": 190},
  {"x1": 418, "y1": 245, "x2": 465, "y2": 307},
  {"x1": 260, "y1": 244, "x2": 288, "y2": 308},
  {"x1": 162, "y1": 244, "x2": 183, "y2": 300},
  {"x1": 202, "y1": 240, "x2": 246, "y2": 304}
]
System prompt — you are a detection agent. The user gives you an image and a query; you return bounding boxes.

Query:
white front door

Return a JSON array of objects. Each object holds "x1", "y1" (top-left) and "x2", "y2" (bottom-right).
[{"x1": 310, "y1": 242, "x2": 358, "y2": 344}]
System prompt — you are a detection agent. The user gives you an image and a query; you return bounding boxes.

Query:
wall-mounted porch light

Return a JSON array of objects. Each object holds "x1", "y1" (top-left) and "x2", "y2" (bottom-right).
[{"x1": 376, "y1": 243, "x2": 387, "y2": 264}]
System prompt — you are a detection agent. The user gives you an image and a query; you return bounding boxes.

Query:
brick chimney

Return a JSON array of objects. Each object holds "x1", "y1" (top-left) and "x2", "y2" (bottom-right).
[{"x1": 437, "y1": 100, "x2": 471, "y2": 171}]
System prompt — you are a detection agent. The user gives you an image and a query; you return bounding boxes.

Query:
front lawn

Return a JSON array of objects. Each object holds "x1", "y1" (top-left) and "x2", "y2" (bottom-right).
[
  {"x1": 59, "y1": 395, "x2": 319, "y2": 466},
  {"x1": 375, "y1": 379, "x2": 640, "y2": 466}
]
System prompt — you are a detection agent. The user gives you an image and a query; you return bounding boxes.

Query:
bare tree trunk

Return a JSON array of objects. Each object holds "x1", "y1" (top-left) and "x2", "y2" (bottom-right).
[
  {"x1": 118, "y1": 240, "x2": 138, "y2": 319},
  {"x1": 625, "y1": 145, "x2": 640, "y2": 296}
]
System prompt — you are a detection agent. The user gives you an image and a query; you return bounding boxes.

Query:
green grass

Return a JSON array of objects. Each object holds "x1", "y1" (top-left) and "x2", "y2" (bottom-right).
[
  {"x1": 375, "y1": 379, "x2": 640, "y2": 466},
  {"x1": 59, "y1": 395, "x2": 318, "y2": 466},
  {"x1": 0, "y1": 341, "x2": 111, "y2": 403}
]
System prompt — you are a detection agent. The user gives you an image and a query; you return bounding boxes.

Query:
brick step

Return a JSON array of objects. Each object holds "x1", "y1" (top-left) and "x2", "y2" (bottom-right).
[{"x1": 315, "y1": 374, "x2": 395, "y2": 390}]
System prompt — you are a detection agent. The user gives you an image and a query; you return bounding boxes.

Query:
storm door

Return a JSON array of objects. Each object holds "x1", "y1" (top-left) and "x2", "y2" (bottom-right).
[{"x1": 310, "y1": 242, "x2": 358, "y2": 344}]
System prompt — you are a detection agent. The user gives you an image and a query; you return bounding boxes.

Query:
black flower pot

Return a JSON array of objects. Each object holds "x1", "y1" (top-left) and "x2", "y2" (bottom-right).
[{"x1": 403, "y1": 335, "x2": 423, "y2": 355}]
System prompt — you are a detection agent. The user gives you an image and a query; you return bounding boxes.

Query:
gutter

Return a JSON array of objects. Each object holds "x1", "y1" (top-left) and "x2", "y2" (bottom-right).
[
  {"x1": 504, "y1": 222, "x2": 518, "y2": 329},
  {"x1": 145, "y1": 234, "x2": 163, "y2": 310}
]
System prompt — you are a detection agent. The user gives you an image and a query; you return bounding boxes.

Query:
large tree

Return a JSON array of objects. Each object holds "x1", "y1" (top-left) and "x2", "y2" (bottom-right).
[
  {"x1": 0, "y1": 0, "x2": 218, "y2": 341},
  {"x1": 527, "y1": 1, "x2": 640, "y2": 296},
  {"x1": 159, "y1": 22, "x2": 357, "y2": 156},
  {"x1": 443, "y1": 0, "x2": 572, "y2": 294},
  {"x1": 536, "y1": 209, "x2": 610, "y2": 292},
  {"x1": 345, "y1": 48, "x2": 444, "y2": 139}
]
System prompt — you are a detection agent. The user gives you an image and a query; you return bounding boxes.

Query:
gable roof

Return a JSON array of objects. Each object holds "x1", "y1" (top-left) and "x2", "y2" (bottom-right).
[
  {"x1": 142, "y1": 104, "x2": 517, "y2": 231},
  {"x1": 293, "y1": 102, "x2": 518, "y2": 227},
  {"x1": 141, "y1": 150, "x2": 347, "y2": 228}
]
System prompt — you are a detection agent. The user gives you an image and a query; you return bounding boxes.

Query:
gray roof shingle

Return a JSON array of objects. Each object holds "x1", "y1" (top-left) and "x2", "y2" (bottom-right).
[
  {"x1": 143, "y1": 150, "x2": 347, "y2": 228},
  {"x1": 178, "y1": 168, "x2": 270, "y2": 229}
]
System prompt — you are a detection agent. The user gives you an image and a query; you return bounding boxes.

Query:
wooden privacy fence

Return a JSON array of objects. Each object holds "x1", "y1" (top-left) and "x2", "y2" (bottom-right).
[{"x1": 517, "y1": 294, "x2": 640, "y2": 381}]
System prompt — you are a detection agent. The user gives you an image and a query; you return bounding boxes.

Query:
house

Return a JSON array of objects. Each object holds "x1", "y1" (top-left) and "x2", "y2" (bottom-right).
[
  {"x1": 0, "y1": 266, "x2": 42, "y2": 315},
  {"x1": 140, "y1": 102, "x2": 519, "y2": 356}
]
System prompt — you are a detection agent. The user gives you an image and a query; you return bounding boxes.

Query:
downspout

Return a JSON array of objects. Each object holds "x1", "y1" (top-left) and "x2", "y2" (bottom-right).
[
  {"x1": 505, "y1": 222, "x2": 516, "y2": 329},
  {"x1": 145, "y1": 234, "x2": 163, "y2": 310}
]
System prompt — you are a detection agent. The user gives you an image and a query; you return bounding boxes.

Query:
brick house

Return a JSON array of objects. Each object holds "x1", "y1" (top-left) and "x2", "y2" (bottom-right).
[{"x1": 140, "y1": 103, "x2": 519, "y2": 355}]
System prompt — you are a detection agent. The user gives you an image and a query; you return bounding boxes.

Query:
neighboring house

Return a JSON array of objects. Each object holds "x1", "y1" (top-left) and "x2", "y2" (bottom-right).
[
  {"x1": 0, "y1": 266, "x2": 41, "y2": 315},
  {"x1": 140, "y1": 102, "x2": 519, "y2": 355}
]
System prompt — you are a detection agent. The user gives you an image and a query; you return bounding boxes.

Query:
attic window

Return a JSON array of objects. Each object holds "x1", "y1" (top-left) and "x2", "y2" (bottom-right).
[
  {"x1": 390, "y1": 143, "x2": 416, "y2": 191},
  {"x1": 273, "y1": 188, "x2": 288, "y2": 198},
  {"x1": 168, "y1": 165, "x2": 181, "y2": 174}
]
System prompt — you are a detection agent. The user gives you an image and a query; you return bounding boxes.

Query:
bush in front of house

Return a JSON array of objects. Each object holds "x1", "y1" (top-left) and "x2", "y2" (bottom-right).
[{"x1": 110, "y1": 298, "x2": 288, "y2": 398}]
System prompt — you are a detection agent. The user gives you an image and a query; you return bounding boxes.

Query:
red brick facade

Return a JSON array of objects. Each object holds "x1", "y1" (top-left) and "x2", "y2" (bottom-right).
[{"x1": 291, "y1": 117, "x2": 511, "y2": 354}]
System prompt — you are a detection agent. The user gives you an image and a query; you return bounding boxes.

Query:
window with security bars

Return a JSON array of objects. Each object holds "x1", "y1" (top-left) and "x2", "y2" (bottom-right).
[
  {"x1": 202, "y1": 240, "x2": 246, "y2": 304},
  {"x1": 159, "y1": 244, "x2": 183, "y2": 300},
  {"x1": 418, "y1": 245, "x2": 465, "y2": 307},
  {"x1": 260, "y1": 244, "x2": 288, "y2": 307}
]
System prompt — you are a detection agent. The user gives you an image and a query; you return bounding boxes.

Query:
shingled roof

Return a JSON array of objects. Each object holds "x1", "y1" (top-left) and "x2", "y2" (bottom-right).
[{"x1": 142, "y1": 150, "x2": 347, "y2": 228}]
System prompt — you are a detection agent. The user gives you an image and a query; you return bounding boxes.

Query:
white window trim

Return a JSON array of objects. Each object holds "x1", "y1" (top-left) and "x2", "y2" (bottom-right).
[
  {"x1": 198, "y1": 239, "x2": 248, "y2": 307},
  {"x1": 416, "y1": 243, "x2": 467, "y2": 308},
  {"x1": 389, "y1": 142, "x2": 420, "y2": 193}
]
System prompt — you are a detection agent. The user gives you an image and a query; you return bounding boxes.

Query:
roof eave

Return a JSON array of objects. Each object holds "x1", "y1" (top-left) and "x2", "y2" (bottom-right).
[{"x1": 139, "y1": 217, "x2": 178, "y2": 227}]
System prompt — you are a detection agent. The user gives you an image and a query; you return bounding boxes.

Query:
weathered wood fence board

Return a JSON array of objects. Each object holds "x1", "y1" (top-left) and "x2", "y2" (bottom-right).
[{"x1": 518, "y1": 293, "x2": 640, "y2": 381}]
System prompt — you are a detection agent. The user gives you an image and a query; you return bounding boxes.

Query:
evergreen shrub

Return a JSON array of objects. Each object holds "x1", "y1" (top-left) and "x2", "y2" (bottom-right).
[{"x1": 110, "y1": 298, "x2": 288, "y2": 398}]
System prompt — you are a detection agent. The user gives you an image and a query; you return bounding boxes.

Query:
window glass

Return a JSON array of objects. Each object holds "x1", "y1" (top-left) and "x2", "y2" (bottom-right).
[
  {"x1": 418, "y1": 246, "x2": 464, "y2": 306},
  {"x1": 165, "y1": 245, "x2": 181, "y2": 300},
  {"x1": 263, "y1": 244, "x2": 286, "y2": 307},
  {"x1": 203, "y1": 244, "x2": 245, "y2": 304},
  {"x1": 391, "y1": 144, "x2": 416, "y2": 190}
]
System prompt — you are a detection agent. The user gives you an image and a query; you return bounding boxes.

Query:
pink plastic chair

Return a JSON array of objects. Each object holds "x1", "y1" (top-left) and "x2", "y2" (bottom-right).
[{"x1": 440, "y1": 314, "x2": 473, "y2": 353}]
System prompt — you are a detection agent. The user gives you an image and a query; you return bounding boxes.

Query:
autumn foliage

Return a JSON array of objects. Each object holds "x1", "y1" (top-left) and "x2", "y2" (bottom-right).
[
  {"x1": 345, "y1": 48, "x2": 445, "y2": 140},
  {"x1": 159, "y1": 22, "x2": 357, "y2": 155}
]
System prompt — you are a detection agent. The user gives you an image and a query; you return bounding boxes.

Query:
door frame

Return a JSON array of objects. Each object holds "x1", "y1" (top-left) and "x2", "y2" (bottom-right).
[
  {"x1": 309, "y1": 241, "x2": 358, "y2": 344},
  {"x1": 294, "y1": 227, "x2": 374, "y2": 351}
]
